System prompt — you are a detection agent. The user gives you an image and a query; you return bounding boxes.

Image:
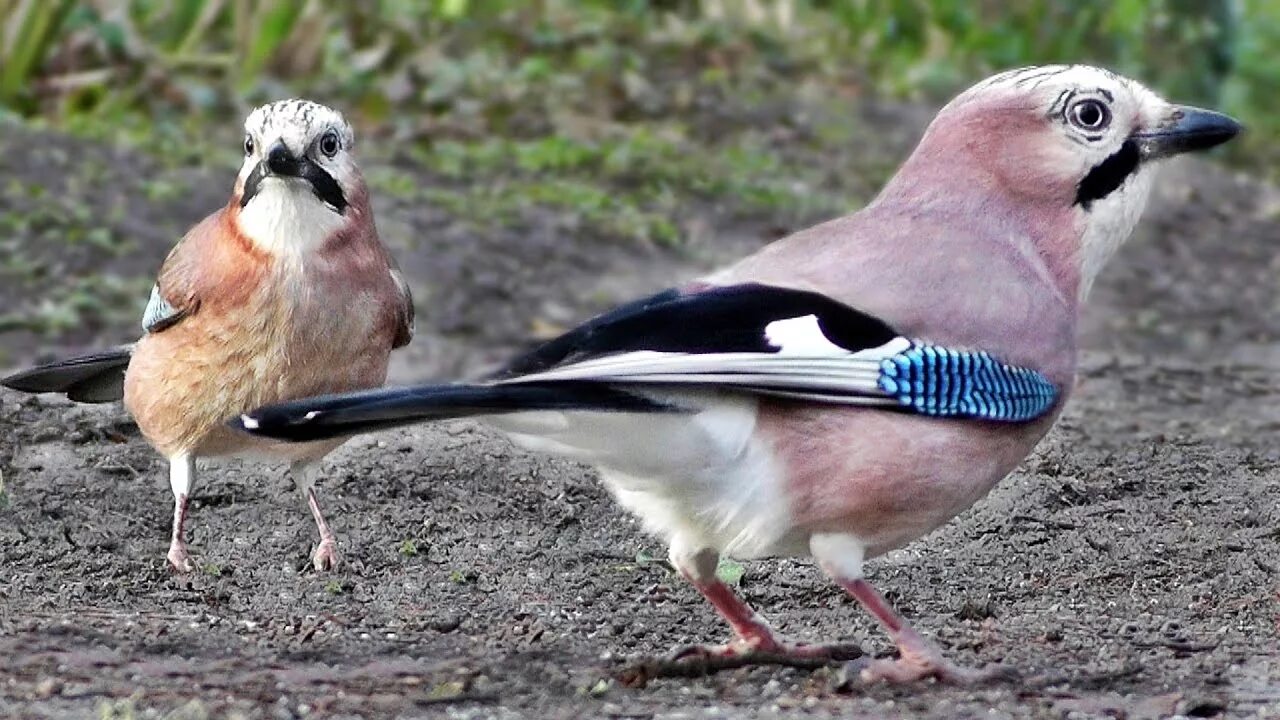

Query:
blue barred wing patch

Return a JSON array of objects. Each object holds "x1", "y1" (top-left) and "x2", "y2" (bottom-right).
[{"x1": 878, "y1": 344, "x2": 1057, "y2": 422}]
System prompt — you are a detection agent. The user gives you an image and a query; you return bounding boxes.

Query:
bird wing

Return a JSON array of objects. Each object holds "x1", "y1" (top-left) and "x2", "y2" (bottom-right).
[
  {"x1": 389, "y1": 265, "x2": 415, "y2": 349},
  {"x1": 1, "y1": 210, "x2": 231, "y2": 401},
  {"x1": 1, "y1": 346, "x2": 133, "y2": 403},
  {"x1": 496, "y1": 283, "x2": 1058, "y2": 422},
  {"x1": 141, "y1": 281, "x2": 190, "y2": 334},
  {"x1": 140, "y1": 222, "x2": 209, "y2": 334},
  {"x1": 499, "y1": 283, "x2": 898, "y2": 373},
  {"x1": 232, "y1": 283, "x2": 1061, "y2": 447}
]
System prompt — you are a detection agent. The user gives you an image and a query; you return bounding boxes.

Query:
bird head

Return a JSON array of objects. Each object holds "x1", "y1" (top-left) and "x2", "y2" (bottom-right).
[
  {"x1": 234, "y1": 99, "x2": 366, "y2": 256},
  {"x1": 886, "y1": 65, "x2": 1242, "y2": 299}
]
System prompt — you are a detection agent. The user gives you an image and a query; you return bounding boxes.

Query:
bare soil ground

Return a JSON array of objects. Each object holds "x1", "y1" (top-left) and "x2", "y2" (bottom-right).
[{"x1": 0, "y1": 115, "x2": 1278, "y2": 719}]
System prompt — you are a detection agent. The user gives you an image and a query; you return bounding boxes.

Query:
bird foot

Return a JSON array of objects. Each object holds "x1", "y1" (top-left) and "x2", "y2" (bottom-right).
[
  {"x1": 167, "y1": 540, "x2": 195, "y2": 574},
  {"x1": 846, "y1": 650, "x2": 1014, "y2": 685},
  {"x1": 312, "y1": 539, "x2": 340, "y2": 572},
  {"x1": 827, "y1": 577, "x2": 1016, "y2": 686}
]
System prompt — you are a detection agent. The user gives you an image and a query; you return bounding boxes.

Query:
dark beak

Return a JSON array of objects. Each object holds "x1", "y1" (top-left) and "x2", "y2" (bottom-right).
[
  {"x1": 240, "y1": 139, "x2": 349, "y2": 214},
  {"x1": 1133, "y1": 106, "x2": 1243, "y2": 161},
  {"x1": 265, "y1": 141, "x2": 301, "y2": 176}
]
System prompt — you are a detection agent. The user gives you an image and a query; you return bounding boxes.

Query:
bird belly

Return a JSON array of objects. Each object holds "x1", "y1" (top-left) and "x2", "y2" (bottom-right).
[
  {"x1": 488, "y1": 392, "x2": 803, "y2": 559},
  {"x1": 757, "y1": 403, "x2": 1052, "y2": 558}
]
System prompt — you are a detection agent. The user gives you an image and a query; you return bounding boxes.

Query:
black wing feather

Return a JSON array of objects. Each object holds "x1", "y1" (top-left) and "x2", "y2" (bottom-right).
[
  {"x1": 234, "y1": 381, "x2": 681, "y2": 442},
  {"x1": 1, "y1": 347, "x2": 132, "y2": 403},
  {"x1": 499, "y1": 283, "x2": 898, "y2": 377}
]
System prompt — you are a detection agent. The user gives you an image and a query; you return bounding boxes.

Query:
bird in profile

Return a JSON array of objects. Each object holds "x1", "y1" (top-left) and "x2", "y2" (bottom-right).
[
  {"x1": 2, "y1": 99, "x2": 414, "y2": 573},
  {"x1": 236, "y1": 67, "x2": 1240, "y2": 682}
]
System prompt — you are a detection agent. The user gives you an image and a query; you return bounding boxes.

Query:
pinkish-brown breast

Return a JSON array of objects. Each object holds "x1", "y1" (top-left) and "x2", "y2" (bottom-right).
[
  {"x1": 123, "y1": 202, "x2": 403, "y2": 459},
  {"x1": 756, "y1": 401, "x2": 1056, "y2": 558}
]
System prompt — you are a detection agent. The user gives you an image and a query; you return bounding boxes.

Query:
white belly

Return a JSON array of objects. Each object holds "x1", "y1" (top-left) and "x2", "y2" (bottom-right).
[{"x1": 487, "y1": 391, "x2": 801, "y2": 559}]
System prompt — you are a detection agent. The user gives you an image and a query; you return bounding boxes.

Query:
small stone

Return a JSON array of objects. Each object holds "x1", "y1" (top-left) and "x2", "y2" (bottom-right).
[{"x1": 34, "y1": 678, "x2": 59, "y2": 698}]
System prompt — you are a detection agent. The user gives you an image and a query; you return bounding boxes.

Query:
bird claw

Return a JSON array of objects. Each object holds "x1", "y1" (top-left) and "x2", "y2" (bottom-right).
[
  {"x1": 667, "y1": 642, "x2": 735, "y2": 662},
  {"x1": 167, "y1": 541, "x2": 195, "y2": 574},
  {"x1": 667, "y1": 634, "x2": 780, "y2": 661},
  {"x1": 312, "y1": 539, "x2": 340, "y2": 571},
  {"x1": 668, "y1": 638, "x2": 860, "y2": 664},
  {"x1": 845, "y1": 655, "x2": 1016, "y2": 685}
]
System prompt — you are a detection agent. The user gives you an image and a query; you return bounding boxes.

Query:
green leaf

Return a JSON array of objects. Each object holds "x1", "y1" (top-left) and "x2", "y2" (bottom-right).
[
  {"x1": 0, "y1": 0, "x2": 76, "y2": 108},
  {"x1": 438, "y1": 0, "x2": 468, "y2": 20},
  {"x1": 236, "y1": 0, "x2": 306, "y2": 87},
  {"x1": 715, "y1": 558, "x2": 745, "y2": 586}
]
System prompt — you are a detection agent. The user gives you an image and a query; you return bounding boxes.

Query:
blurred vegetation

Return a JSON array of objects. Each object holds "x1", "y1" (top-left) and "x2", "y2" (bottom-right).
[{"x1": 0, "y1": 0, "x2": 1274, "y2": 234}]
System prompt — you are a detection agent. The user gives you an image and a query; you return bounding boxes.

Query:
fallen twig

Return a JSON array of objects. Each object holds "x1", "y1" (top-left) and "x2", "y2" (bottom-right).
[{"x1": 616, "y1": 645, "x2": 863, "y2": 688}]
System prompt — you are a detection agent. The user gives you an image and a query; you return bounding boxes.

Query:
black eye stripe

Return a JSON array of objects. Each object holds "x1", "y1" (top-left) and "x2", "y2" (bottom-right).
[{"x1": 1076, "y1": 139, "x2": 1140, "y2": 209}]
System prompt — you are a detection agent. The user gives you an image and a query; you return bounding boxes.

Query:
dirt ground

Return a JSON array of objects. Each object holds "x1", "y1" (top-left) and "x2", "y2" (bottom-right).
[{"x1": 1, "y1": 113, "x2": 1278, "y2": 719}]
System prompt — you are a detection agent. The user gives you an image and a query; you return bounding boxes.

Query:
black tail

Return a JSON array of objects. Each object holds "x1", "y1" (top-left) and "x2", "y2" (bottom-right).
[
  {"x1": 1, "y1": 347, "x2": 133, "y2": 403},
  {"x1": 232, "y1": 381, "x2": 679, "y2": 442}
]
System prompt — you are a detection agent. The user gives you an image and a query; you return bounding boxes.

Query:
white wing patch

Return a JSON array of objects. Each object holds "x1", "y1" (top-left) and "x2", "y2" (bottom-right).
[
  {"x1": 764, "y1": 314, "x2": 912, "y2": 359},
  {"x1": 764, "y1": 315, "x2": 846, "y2": 355},
  {"x1": 142, "y1": 284, "x2": 179, "y2": 333},
  {"x1": 498, "y1": 315, "x2": 912, "y2": 407}
]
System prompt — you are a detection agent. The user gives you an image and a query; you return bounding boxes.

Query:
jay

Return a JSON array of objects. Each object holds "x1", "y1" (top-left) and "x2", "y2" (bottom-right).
[
  {"x1": 236, "y1": 67, "x2": 1238, "y2": 681},
  {"x1": 3, "y1": 100, "x2": 415, "y2": 573}
]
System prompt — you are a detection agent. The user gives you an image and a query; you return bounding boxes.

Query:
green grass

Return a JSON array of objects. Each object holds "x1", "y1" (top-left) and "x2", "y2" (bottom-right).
[
  {"x1": 0, "y1": 274, "x2": 150, "y2": 335},
  {"x1": 0, "y1": 190, "x2": 131, "y2": 257},
  {"x1": 368, "y1": 128, "x2": 851, "y2": 245},
  {"x1": 0, "y1": 0, "x2": 1275, "y2": 218},
  {"x1": 0, "y1": 2, "x2": 1269, "y2": 344},
  {"x1": 715, "y1": 557, "x2": 746, "y2": 587}
]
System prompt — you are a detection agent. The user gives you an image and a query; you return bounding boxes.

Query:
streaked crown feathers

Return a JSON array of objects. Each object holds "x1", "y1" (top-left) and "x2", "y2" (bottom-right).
[{"x1": 244, "y1": 99, "x2": 355, "y2": 155}]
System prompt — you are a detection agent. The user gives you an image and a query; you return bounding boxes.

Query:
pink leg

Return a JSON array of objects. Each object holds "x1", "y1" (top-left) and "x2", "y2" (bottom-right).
[
  {"x1": 307, "y1": 487, "x2": 340, "y2": 571},
  {"x1": 166, "y1": 493, "x2": 194, "y2": 573},
  {"x1": 837, "y1": 578, "x2": 1009, "y2": 684},
  {"x1": 672, "y1": 572, "x2": 857, "y2": 662},
  {"x1": 685, "y1": 575, "x2": 786, "y2": 654}
]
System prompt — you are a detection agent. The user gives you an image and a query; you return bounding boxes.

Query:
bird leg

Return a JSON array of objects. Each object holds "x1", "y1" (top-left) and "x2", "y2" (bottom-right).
[
  {"x1": 166, "y1": 454, "x2": 196, "y2": 573},
  {"x1": 306, "y1": 487, "x2": 339, "y2": 571},
  {"x1": 291, "y1": 461, "x2": 340, "y2": 571},
  {"x1": 667, "y1": 547, "x2": 858, "y2": 663},
  {"x1": 834, "y1": 577, "x2": 1010, "y2": 684}
]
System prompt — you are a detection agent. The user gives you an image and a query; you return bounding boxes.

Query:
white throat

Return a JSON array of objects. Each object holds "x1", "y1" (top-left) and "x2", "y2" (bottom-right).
[
  {"x1": 237, "y1": 179, "x2": 345, "y2": 258},
  {"x1": 1077, "y1": 165, "x2": 1156, "y2": 299}
]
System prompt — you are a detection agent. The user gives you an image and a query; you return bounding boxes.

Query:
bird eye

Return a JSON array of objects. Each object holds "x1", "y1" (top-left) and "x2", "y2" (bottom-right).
[
  {"x1": 1068, "y1": 99, "x2": 1111, "y2": 131},
  {"x1": 243, "y1": 135, "x2": 254, "y2": 156},
  {"x1": 319, "y1": 131, "x2": 340, "y2": 158}
]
